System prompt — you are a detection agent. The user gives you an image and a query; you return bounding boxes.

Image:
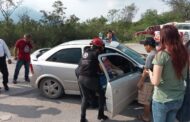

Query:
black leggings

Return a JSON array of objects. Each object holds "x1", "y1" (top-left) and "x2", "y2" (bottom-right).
[{"x1": 78, "y1": 76, "x2": 105, "y2": 119}]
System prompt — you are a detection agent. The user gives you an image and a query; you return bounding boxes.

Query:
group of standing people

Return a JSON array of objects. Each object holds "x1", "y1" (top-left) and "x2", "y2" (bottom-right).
[
  {"x1": 137, "y1": 25, "x2": 189, "y2": 122},
  {"x1": 77, "y1": 25, "x2": 189, "y2": 122},
  {"x1": 0, "y1": 33, "x2": 33, "y2": 91},
  {"x1": 1, "y1": 25, "x2": 188, "y2": 122}
]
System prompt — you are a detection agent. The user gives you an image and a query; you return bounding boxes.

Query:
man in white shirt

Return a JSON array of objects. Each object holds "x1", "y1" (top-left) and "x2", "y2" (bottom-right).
[{"x1": 0, "y1": 39, "x2": 12, "y2": 91}]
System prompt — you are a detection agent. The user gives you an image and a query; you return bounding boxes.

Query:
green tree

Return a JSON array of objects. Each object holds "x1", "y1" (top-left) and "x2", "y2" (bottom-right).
[
  {"x1": 0, "y1": 0, "x2": 23, "y2": 45},
  {"x1": 140, "y1": 9, "x2": 160, "y2": 25},
  {"x1": 84, "y1": 16, "x2": 107, "y2": 38},
  {"x1": 40, "y1": 0, "x2": 66, "y2": 26},
  {"x1": 107, "y1": 9, "x2": 120, "y2": 23},
  {"x1": 0, "y1": 0, "x2": 23, "y2": 23},
  {"x1": 162, "y1": 0, "x2": 190, "y2": 20},
  {"x1": 39, "y1": 0, "x2": 67, "y2": 46},
  {"x1": 120, "y1": 3, "x2": 138, "y2": 23}
]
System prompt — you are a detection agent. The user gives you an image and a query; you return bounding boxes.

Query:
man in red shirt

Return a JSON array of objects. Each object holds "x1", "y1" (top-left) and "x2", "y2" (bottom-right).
[{"x1": 13, "y1": 33, "x2": 33, "y2": 84}]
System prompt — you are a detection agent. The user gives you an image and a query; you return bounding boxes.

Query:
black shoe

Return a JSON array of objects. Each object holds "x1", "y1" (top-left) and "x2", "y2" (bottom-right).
[
  {"x1": 25, "y1": 78, "x2": 30, "y2": 82},
  {"x1": 97, "y1": 115, "x2": 108, "y2": 120},
  {"x1": 80, "y1": 118, "x2": 88, "y2": 122},
  {"x1": 13, "y1": 80, "x2": 17, "y2": 84},
  {"x1": 3, "y1": 84, "x2": 9, "y2": 91}
]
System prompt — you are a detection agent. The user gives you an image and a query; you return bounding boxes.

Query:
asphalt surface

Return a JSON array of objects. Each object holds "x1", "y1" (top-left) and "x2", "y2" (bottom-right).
[{"x1": 0, "y1": 43, "x2": 145, "y2": 122}]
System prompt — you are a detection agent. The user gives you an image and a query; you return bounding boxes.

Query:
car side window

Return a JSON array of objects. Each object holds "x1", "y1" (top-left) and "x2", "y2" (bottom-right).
[{"x1": 47, "y1": 48, "x2": 82, "y2": 64}]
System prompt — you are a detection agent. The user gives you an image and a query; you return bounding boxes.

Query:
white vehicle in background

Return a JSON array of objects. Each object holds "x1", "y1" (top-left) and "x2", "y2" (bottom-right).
[
  {"x1": 135, "y1": 21, "x2": 190, "y2": 44},
  {"x1": 162, "y1": 22, "x2": 190, "y2": 34}
]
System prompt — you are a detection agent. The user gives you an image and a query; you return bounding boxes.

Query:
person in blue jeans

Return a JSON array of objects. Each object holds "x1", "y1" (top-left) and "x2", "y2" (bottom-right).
[
  {"x1": 148, "y1": 25, "x2": 189, "y2": 122},
  {"x1": 13, "y1": 33, "x2": 33, "y2": 84},
  {"x1": 13, "y1": 60, "x2": 30, "y2": 83}
]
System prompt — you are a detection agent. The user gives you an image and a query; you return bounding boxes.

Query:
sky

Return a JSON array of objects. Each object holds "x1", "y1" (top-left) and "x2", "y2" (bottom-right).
[{"x1": 21, "y1": 0, "x2": 170, "y2": 22}]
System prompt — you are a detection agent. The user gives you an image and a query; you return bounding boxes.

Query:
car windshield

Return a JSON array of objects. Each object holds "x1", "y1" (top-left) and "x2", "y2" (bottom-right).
[{"x1": 116, "y1": 44, "x2": 145, "y2": 65}]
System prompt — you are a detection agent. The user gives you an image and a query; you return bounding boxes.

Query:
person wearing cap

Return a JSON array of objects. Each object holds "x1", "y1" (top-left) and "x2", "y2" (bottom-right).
[
  {"x1": 0, "y1": 39, "x2": 12, "y2": 91},
  {"x1": 137, "y1": 37, "x2": 157, "y2": 122},
  {"x1": 13, "y1": 33, "x2": 33, "y2": 84},
  {"x1": 77, "y1": 37, "x2": 108, "y2": 122}
]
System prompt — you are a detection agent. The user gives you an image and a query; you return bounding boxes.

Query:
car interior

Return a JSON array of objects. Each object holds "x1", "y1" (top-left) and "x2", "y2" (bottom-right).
[
  {"x1": 102, "y1": 55, "x2": 137, "y2": 77},
  {"x1": 83, "y1": 46, "x2": 139, "y2": 80}
]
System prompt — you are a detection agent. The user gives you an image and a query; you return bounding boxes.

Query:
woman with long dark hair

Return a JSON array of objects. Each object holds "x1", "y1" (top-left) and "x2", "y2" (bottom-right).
[{"x1": 148, "y1": 25, "x2": 189, "y2": 122}]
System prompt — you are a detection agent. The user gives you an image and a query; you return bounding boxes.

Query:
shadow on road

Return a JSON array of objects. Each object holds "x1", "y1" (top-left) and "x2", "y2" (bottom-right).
[
  {"x1": 0, "y1": 82, "x2": 143, "y2": 122},
  {"x1": 0, "y1": 103, "x2": 61, "y2": 118}
]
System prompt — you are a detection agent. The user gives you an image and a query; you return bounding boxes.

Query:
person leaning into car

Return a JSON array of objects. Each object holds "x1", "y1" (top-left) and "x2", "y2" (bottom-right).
[
  {"x1": 0, "y1": 38, "x2": 12, "y2": 91},
  {"x1": 77, "y1": 37, "x2": 108, "y2": 122},
  {"x1": 13, "y1": 33, "x2": 33, "y2": 84}
]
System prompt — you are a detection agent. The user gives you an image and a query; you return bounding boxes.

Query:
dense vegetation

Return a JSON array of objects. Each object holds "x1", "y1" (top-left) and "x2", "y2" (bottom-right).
[{"x1": 0, "y1": 0, "x2": 190, "y2": 50}]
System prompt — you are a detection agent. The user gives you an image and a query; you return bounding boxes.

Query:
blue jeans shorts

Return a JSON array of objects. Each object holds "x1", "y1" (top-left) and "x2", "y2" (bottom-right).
[{"x1": 152, "y1": 99, "x2": 183, "y2": 122}]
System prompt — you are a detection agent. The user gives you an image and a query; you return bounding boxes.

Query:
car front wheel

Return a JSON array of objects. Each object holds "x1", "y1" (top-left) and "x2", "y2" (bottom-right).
[{"x1": 39, "y1": 78, "x2": 64, "y2": 99}]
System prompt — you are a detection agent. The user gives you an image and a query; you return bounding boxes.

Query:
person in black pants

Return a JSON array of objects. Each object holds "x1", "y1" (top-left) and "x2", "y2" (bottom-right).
[
  {"x1": 0, "y1": 39, "x2": 12, "y2": 91},
  {"x1": 78, "y1": 37, "x2": 108, "y2": 122}
]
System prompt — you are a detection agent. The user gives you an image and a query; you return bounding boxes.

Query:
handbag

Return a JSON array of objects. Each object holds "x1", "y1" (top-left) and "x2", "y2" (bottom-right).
[{"x1": 176, "y1": 66, "x2": 190, "y2": 122}]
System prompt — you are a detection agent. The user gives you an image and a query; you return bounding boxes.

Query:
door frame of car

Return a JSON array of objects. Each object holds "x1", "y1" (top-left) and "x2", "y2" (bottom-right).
[{"x1": 98, "y1": 53, "x2": 141, "y2": 117}]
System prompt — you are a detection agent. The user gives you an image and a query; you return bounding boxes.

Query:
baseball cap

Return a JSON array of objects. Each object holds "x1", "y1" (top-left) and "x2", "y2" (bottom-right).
[{"x1": 140, "y1": 37, "x2": 156, "y2": 47}]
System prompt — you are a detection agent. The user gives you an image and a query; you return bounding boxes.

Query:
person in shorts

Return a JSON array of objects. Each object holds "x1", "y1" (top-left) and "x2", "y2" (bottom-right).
[{"x1": 137, "y1": 37, "x2": 157, "y2": 122}]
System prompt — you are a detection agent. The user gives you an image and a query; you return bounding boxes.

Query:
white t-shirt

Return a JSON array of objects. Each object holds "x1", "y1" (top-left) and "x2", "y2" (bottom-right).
[
  {"x1": 0, "y1": 39, "x2": 11, "y2": 59},
  {"x1": 0, "y1": 41, "x2": 4, "y2": 57}
]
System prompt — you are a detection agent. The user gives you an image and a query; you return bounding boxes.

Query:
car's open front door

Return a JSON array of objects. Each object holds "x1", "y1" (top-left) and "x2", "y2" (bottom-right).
[{"x1": 98, "y1": 53, "x2": 141, "y2": 117}]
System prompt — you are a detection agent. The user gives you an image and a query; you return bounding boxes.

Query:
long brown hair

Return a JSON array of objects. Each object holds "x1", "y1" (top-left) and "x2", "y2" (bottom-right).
[{"x1": 159, "y1": 25, "x2": 188, "y2": 79}]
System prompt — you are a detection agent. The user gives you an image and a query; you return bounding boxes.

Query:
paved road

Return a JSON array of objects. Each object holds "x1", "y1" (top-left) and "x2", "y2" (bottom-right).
[{"x1": 0, "y1": 43, "x2": 144, "y2": 122}]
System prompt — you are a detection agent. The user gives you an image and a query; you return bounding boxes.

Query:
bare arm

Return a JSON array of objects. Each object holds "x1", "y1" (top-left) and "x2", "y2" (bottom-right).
[
  {"x1": 148, "y1": 65, "x2": 163, "y2": 86},
  {"x1": 137, "y1": 68, "x2": 149, "y2": 89}
]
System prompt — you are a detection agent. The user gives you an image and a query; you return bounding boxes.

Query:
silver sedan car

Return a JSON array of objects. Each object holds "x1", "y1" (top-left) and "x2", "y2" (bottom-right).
[{"x1": 30, "y1": 39, "x2": 144, "y2": 116}]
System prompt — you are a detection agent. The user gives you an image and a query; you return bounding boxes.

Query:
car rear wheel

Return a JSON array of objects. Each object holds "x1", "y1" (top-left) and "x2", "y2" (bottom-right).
[{"x1": 39, "y1": 78, "x2": 64, "y2": 99}]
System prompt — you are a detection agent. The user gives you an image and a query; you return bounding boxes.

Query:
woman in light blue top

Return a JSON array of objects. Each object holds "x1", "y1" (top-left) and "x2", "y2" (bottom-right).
[{"x1": 148, "y1": 25, "x2": 188, "y2": 122}]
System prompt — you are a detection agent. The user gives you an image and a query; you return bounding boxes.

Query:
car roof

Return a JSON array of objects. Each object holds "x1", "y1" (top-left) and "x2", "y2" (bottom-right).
[{"x1": 59, "y1": 39, "x2": 120, "y2": 48}]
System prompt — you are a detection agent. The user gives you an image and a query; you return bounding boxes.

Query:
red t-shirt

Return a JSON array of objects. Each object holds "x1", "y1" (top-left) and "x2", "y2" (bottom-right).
[{"x1": 15, "y1": 39, "x2": 32, "y2": 62}]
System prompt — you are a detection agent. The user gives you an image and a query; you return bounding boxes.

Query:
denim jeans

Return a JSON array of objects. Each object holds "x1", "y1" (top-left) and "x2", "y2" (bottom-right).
[
  {"x1": 152, "y1": 99, "x2": 183, "y2": 122},
  {"x1": 13, "y1": 60, "x2": 30, "y2": 81}
]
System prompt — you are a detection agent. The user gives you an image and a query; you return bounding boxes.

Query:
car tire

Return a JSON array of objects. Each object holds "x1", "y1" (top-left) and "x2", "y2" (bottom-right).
[{"x1": 39, "y1": 78, "x2": 64, "y2": 99}]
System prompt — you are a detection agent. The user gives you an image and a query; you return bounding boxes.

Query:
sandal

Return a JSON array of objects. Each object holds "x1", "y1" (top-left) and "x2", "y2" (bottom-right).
[{"x1": 136, "y1": 114, "x2": 150, "y2": 122}]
